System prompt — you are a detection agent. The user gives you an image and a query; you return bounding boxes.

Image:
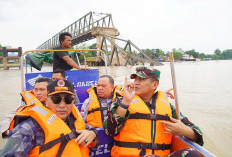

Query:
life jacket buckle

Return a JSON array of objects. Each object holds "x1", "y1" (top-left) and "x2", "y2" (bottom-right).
[
  {"x1": 148, "y1": 143, "x2": 158, "y2": 150},
  {"x1": 60, "y1": 133, "x2": 71, "y2": 141},
  {"x1": 150, "y1": 114, "x2": 156, "y2": 120},
  {"x1": 162, "y1": 143, "x2": 165, "y2": 151},
  {"x1": 137, "y1": 142, "x2": 142, "y2": 149},
  {"x1": 138, "y1": 142, "x2": 147, "y2": 156},
  {"x1": 61, "y1": 132, "x2": 78, "y2": 141},
  {"x1": 165, "y1": 114, "x2": 170, "y2": 121}
]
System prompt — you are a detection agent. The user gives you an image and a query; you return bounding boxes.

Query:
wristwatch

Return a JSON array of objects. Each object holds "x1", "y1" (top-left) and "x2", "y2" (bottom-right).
[
  {"x1": 89, "y1": 128, "x2": 98, "y2": 142},
  {"x1": 119, "y1": 102, "x2": 129, "y2": 109}
]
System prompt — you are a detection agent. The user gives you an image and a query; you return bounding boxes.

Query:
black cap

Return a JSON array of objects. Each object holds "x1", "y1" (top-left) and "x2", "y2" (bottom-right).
[{"x1": 47, "y1": 80, "x2": 74, "y2": 96}]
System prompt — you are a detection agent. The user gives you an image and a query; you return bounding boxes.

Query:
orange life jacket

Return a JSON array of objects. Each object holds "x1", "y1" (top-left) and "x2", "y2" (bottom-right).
[
  {"x1": 111, "y1": 91, "x2": 173, "y2": 157},
  {"x1": 9, "y1": 91, "x2": 89, "y2": 157},
  {"x1": 86, "y1": 85, "x2": 122, "y2": 128}
]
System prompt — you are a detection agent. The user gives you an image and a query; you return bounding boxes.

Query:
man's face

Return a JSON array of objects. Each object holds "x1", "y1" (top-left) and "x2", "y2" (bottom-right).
[
  {"x1": 34, "y1": 82, "x2": 48, "y2": 103},
  {"x1": 97, "y1": 77, "x2": 114, "y2": 99},
  {"x1": 134, "y1": 76, "x2": 159, "y2": 98},
  {"x1": 46, "y1": 93, "x2": 74, "y2": 121},
  {"x1": 61, "y1": 35, "x2": 72, "y2": 49},
  {"x1": 52, "y1": 73, "x2": 65, "y2": 81}
]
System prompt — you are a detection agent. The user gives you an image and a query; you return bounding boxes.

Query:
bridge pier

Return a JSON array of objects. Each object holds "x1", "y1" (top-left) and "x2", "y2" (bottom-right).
[
  {"x1": 0, "y1": 47, "x2": 22, "y2": 70},
  {"x1": 92, "y1": 27, "x2": 120, "y2": 65}
]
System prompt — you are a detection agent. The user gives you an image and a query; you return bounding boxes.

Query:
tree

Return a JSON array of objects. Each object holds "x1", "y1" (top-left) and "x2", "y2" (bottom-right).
[
  {"x1": 185, "y1": 49, "x2": 199, "y2": 58},
  {"x1": 198, "y1": 53, "x2": 206, "y2": 59},
  {"x1": 155, "y1": 49, "x2": 165, "y2": 58},
  {"x1": 0, "y1": 44, "x2": 2, "y2": 56},
  {"x1": 213, "y1": 49, "x2": 222, "y2": 59},
  {"x1": 169, "y1": 48, "x2": 184, "y2": 60},
  {"x1": 88, "y1": 43, "x2": 97, "y2": 57},
  {"x1": 0, "y1": 44, "x2": 2, "y2": 64},
  {"x1": 142, "y1": 49, "x2": 155, "y2": 58},
  {"x1": 74, "y1": 44, "x2": 89, "y2": 63},
  {"x1": 221, "y1": 49, "x2": 232, "y2": 59}
]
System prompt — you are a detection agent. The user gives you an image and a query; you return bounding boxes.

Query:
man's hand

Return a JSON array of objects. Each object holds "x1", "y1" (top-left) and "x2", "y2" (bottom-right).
[
  {"x1": 160, "y1": 117, "x2": 197, "y2": 141},
  {"x1": 79, "y1": 67, "x2": 90, "y2": 71},
  {"x1": 75, "y1": 130, "x2": 96, "y2": 147},
  {"x1": 116, "y1": 77, "x2": 135, "y2": 117},
  {"x1": 164, "y1": 88, "x2": 174, "y2": 99},
  {"x1": 121, "y1": 77, "x2": 135, "y2": 106}
]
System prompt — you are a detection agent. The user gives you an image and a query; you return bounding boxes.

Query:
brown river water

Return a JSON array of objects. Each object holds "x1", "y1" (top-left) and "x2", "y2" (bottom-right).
[{"x1": 0, "y1": 60, "x2": 232, "y2": 156}]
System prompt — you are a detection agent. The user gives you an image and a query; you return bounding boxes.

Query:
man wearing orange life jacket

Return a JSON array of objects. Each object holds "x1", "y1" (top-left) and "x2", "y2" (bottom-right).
[
  {"x1": 0, "y1": 80, "x2": 98, "y2": 157},
  {"x1": 81, "y1": 75, "x2": 174, "y2": 129},
  {"x1": 0, "y1": 70, "x2": 78, "y2": 138},
  {"x1": 103, "y1": 67, "x2": 203, "y2": 157},
  {"x1": 0, "y1": 77, "x2": 51, "y2": 138},
  {"x1": 81, "y1": 75, "x2": 122, "y2": 128}
]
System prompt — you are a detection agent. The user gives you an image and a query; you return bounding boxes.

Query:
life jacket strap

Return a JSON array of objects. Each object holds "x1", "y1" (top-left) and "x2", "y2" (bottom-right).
[
  {"x1": 129, "y1": 113, "x2": 171, "y2": 121},
  {"x1": 114, "y1": 140, "x2": 171, "y2": 156},
  {"x1": 39, "y1": 131, "x2": 79, "y2": 156},
  {"x1": 88, "y1": 107, "x2": 108, "y2": 114}
]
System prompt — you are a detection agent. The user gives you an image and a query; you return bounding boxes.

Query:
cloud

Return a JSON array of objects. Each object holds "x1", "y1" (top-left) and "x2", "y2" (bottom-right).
[{"x1": 0, "y1": 0, "x2": 231, "y2": 53}]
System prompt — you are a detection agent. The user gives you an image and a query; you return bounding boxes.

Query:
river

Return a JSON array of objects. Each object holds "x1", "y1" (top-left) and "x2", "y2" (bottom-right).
[{"x1": 0, "y1": 60, "x2": 231, "y2": 157}]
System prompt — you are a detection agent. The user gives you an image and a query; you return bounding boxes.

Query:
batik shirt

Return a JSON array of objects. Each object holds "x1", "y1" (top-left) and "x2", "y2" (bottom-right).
[{"x1": 81, "y1": 95, "x2": 113, "y2": 129}]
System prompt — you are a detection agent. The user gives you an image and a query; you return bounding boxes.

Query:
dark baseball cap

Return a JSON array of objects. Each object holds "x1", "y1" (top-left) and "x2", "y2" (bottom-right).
[
  {"x1": 47, "y1": 80, "x2": 74, "y2": 96},
  {"x1": 130, "y1": 66, "x2": 160, "y2": 80}
]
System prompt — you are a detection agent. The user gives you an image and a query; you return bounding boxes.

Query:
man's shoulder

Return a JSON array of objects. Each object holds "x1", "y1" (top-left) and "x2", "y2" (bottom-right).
[
  {"x1": 13, "y1": 118, "x2": 40, "y2": 133},
  {"x1": 54, "y1": 45, "x2": 64, "y2": 50}
]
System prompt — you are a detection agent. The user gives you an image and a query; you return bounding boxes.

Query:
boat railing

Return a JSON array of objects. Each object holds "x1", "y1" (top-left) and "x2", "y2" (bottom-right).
[{"x1": 21, "y1": 49, "x2": 108, "y2": 91}]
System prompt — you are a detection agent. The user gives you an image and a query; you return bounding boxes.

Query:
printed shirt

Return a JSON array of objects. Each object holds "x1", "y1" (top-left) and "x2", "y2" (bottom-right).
[
  {"x1": 0, "y1": 118, "x2": 44, "y2": 157},
  {"x1": 103, "y1": 94, "x2": 204, "y2": 146}
]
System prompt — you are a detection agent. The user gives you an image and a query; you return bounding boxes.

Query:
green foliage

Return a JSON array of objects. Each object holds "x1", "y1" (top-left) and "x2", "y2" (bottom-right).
[
  {"x1": 184, "y1": 49, "x2": 199, "y2": 58},
  {"x1": 72, "y1": 43, "x2": 232, "y2": 61},
  {"x1": 221, "y1": 49, "x2": 232, "y2": 59},
  {"x1": 141, "y1": 49, "x2": 166, "y2": 59},
  {"x1": 141, "y1": 49, "x2": 156, "y2": 58},
  {"x1": 198, "y1": 53, "x2": 206, "y2": 59},
  {"x1": 213, "y1": 49, "x2": 222, "y2": 59},
  {"x1": 88, "y1": 43, "x2": 97, "y2": 57},
  {"x1": 0, "y1": 44, "x2": 2, "y2": 64},
  {"x1": 167, "y1": 48, "x2": 184, "y2": 60},
  {"x1": 0, "y1": 44, "x2": 2, "y2": 56},
  {"x1": 155, "y1": 49, "x2": 165, "y2": 58}
]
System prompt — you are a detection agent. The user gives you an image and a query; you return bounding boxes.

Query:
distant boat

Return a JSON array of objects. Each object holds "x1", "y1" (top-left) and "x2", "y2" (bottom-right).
[
  {"x1": 180, "y1": 54, "x2": 196, "y2": 61},
  {"x1": 202, "y1": 58, "x2": 212, "y2": 61},
  {"x1": 155, "y1": 57, "x2": 165, "y2": 62}
]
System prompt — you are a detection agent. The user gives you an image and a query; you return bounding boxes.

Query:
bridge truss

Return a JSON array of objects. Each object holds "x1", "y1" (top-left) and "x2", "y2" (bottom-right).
[{"x1": 37, "y1": 11, "x2": 162, "y2": 66}]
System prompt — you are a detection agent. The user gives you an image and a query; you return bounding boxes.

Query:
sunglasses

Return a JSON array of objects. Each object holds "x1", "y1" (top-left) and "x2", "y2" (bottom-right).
[{"x1": 49, "y1": 95, "x2": 74, "y2": 105}]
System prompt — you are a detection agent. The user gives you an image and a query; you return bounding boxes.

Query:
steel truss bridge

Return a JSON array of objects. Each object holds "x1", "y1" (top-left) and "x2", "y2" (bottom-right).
[{"x1": 37, "y1": 11, "x2": 162, "y2": 66}]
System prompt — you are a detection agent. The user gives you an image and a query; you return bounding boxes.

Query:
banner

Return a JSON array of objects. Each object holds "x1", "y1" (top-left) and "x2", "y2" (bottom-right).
[{"x1": 25, "y1": 69, "x2": 99, "y2": 110}]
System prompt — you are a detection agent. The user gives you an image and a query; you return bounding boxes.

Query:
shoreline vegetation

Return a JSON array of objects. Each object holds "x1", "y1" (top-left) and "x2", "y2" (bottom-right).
[{"x1": 1, "y1": 44, "x2": 231, "y2": 64}]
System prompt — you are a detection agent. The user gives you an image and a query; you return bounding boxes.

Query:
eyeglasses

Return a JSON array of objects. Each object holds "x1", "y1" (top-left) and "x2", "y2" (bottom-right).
[{"x1": 49, "y1": 95, "x2": 74, "y2": 105}]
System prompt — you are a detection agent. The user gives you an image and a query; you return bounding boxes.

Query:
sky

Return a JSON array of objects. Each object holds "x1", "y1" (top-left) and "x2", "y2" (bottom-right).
[{"x1": 0, "y1": 0, "x2": 231, "y2": 54}]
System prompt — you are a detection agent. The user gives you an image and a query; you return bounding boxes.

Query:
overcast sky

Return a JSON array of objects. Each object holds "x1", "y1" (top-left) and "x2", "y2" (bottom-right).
[{"x1": 0, "y1": 0, "x2": 231, "y2": 54}]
